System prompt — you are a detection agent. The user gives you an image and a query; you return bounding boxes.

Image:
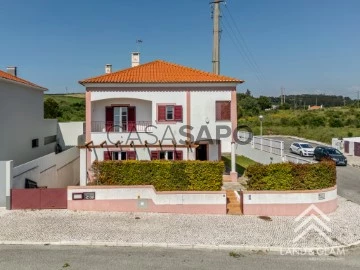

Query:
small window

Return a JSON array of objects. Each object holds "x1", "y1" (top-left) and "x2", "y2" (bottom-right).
[
  {"x1": 167, "y1": 151, "x2": 174, "y2": 160},
  {"x1": 32, "y1": 139, "x2": 39, "y2": 148},
  {"x1": 44, "y1": 135, "x2": 57, "y2": 145},
  {"x1": 112, "y1": 152, "x2": 127, "y2": 160},
  {"x1": 160, "y1": 151, "x2": 166, "y2": 160},
  {"x1": 216, "y1": 101, "x2": 231, "y2": 121},
  {"x1": 166, "y1": 106, "x2": 174, "y2": 120}
]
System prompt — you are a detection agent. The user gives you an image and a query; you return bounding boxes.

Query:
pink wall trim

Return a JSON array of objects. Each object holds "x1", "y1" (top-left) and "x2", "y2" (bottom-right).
[
  {"x1": 231, "y1": 90, "x2": 237, "y2": 143},
  {"x1": 242, "y1": 198, "x2": 338, "y2": 216},
  {"x1": 87, "y1": 86, "x2": 236, "y2": 92},
  {"x1": 242, "y1": 185, "x2": 337, "y2": 195},
  {"x1": 68, "y1": 199, "x2": 226, "y2": 215},
  {"x1": 85, "y1": 90, "x2": 92, "y2": 175}
]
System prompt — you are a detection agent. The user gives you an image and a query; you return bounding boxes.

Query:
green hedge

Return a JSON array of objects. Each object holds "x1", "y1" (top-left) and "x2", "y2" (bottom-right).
[
  {"x1": 91, "y1": 160, "x2": 224, "y2": 191},
  {"x1": 246, "y1": 161, "x2": 336, "y2": 191}
]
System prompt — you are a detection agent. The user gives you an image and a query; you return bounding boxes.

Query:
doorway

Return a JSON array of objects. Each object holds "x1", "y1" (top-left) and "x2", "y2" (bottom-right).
[{"x1": 196, "y1": 144, "x2": 208, "y2": 161}]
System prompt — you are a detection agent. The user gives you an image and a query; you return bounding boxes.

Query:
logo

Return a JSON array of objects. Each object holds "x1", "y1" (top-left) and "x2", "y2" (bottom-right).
[{"x1": 293, "y1": 204, "x2": 333, "y2": 245}]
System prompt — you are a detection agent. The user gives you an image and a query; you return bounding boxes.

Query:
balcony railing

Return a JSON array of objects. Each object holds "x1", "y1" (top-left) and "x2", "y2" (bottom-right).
[{"x1": 91, "y1": 121, "x2": 153, "y2": 133}]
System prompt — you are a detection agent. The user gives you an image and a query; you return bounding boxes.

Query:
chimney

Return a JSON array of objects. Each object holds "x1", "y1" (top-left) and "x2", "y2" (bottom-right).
[
  {"x1": 105, "y1": 64, "x2": 112, "y2": 74},
  {"x1": 7, "y1": 66, "x2": 17, "y2": 77},
  {"x1": 131, "y1": 52, "x2": 140, "y2": 67}
]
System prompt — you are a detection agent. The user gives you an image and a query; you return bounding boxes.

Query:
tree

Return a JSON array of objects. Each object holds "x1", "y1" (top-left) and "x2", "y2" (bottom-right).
[
  {"x1": 44, "y1": 98, "x2": 61, "y2": 118},
  {"x1": 257, "y1": 96, "x2": 272, "y2": 110},
  {"x1": 239, "y1": 96, "x2": 260, "y2": 116},
  {"x1": 245, "y1": 89, "x2": 252, "y2": 96}
]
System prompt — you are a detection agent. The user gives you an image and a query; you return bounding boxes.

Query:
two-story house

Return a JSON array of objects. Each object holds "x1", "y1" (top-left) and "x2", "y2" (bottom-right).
[
  {"x1": 79, "y1": 54, "x2": 244, "y2": 185},
  {"x1": 0, "y1": 67, "x2": 58, "y2": 166}
]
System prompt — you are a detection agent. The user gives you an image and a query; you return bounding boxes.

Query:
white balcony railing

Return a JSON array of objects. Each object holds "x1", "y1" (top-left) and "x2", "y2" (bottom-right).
[{"x1": 91, "y1": 121, "x2": 153, "y2": 133}]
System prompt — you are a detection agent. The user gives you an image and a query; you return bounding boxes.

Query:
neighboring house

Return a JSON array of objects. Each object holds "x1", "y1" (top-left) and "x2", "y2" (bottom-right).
[
  {"x1": 0, "y1": 67, "x2": 58, "y2": 165},
  {"x1": 78, "y1": 54, "x2": 244, "y2": 185},
  {"x1": 308, "y1": 105, "x2": 323, "y2": 110}
]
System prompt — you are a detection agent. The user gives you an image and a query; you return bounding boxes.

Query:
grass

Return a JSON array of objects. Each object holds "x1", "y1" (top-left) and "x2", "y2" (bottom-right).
[
  {"x1": 45, "y1": 94, "x2": 85, "y2": 122},
  {"x1": 222, "y1": 155, "x2": 258, "y2": 177}
]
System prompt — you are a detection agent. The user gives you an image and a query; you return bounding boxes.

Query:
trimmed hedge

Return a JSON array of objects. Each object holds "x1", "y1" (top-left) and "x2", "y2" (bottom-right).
[
  {"x1": 91, "y1": 160, "x2": 224, "y2": 191},
  {"x1": 246, "y1": 161, "x2": 336, "y2": 191}
]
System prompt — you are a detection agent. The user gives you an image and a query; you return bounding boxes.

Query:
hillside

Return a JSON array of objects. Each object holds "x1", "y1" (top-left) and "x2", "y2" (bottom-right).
[{"x1": 44, "y1": 93, "x2": 85, "y2": 122}]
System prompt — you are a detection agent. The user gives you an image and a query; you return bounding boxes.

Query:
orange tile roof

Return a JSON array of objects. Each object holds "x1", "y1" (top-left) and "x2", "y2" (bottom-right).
[
  {"x1": 79, "y1": 60, "x2": 244, "y2": 85},
  {"x1": 0, "y1": 70, "x2": 47, "y2": 90}
]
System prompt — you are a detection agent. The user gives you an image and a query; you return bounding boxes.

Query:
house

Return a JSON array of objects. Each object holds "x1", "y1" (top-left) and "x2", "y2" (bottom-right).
[
  {"x1": 78, "y1": 54, "x2": 244, "y2": 185},
  {"x1": 0, "y1": 67, "x2": 58, "y2": 165},
  {"x1": 308, "y1": 105, "x2": 323, "y2": 110}
]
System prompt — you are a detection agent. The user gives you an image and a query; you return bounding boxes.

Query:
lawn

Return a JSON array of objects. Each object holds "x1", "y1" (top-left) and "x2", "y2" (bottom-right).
[{"x1": 222, "y1": 155, "x2": 258, "y2": 177}]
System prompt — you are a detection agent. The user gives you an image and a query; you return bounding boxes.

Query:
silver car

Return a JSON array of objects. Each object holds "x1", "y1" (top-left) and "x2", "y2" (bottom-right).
[{"x1": 290, "y1": 142, "x2": 315, "y2": 157}]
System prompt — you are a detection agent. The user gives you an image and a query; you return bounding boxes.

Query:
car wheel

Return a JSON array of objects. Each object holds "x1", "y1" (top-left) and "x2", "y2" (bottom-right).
[
  {"x1": 300, "y1": 151, "x2": 303, "y2": 157},
  {"x1": 289, "y1": 148, "x2": 293, "y2": 153},
  {"x1": 313, "y1": 155, "x2": 317, "y2": 161}
]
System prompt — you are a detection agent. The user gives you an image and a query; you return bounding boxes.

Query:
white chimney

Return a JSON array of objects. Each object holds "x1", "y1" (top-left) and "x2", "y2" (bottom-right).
[
  {"x1": 131, "y1": 52, "x2": 140, "y2": 67},
  {"x1": 105, "y1": 64, "x2": 112, "y2": 74},
  {"x1": 7, "y1": 66, "x2": 17, "y2": 77}
]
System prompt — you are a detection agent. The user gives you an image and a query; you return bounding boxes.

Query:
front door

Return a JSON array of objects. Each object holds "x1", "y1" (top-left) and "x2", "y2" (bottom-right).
[{"x1": 196, "y1": 144, "x2": 208, "y2": 161}]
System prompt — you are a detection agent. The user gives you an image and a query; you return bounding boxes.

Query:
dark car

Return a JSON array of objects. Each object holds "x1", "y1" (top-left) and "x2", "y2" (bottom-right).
[{"x1": 313, "y1": 146, "x2": 347, "y2": 166}]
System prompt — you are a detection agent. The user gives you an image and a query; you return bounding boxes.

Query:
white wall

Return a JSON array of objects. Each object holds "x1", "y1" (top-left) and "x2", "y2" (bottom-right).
[
  {"x1": 12, "y1": 147, "x2": 80, "y2": 189},
  {"x1": 58, "y1": 122, "x2": 85, "y2": 149},
  {"x1": 0, "y1": 80, "x2": 58, "y2": 165}
]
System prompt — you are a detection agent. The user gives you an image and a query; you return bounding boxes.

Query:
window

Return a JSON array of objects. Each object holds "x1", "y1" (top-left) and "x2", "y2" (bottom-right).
[
  {"x1": 157, "y1": 105, "x2": 183, "y2": 122},
  {"x1": 32, "y1": 139, "x2": 39, "y2": 148},
  {"x1": 112, "y1": 152, "x2": 127, "y2": 160},
  {"x1": 151, "y1": 150, "x2": 183, "y2": 160},
  {"x1": 104, "y1": 151, "x2": 136, "y2": 160},
  {"x1": 216, "y1": 101, "x2": 231, "y2": 121},
  {"x1": 166, "y1": 106, "x2": 174, "y2": 120},
  {"x1": 44, "y1": 135, "x2": 57, "y2": 145}
]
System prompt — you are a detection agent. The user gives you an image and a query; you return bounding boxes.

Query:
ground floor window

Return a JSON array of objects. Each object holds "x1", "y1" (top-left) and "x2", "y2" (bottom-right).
[
  {"x1": 104, "y1": 151, "x2": 136, "y2": 160},
  {"x1": 152, "y1": 150, "x2": 182, "y2": 160}
]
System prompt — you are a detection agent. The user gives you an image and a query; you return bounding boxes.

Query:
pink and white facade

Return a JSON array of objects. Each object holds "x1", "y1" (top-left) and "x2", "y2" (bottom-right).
[{"x1": 79, "y1": 57, "x2": 244, "y2": 185}]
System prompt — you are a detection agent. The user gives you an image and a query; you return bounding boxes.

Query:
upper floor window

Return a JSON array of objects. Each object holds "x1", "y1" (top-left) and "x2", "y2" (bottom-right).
[
  {"x1": 216, "y1": 101, "x2": 231, "y2": 121},
  {"x1": 157, "y1": 105, "x2": 183, "y2": 122}
]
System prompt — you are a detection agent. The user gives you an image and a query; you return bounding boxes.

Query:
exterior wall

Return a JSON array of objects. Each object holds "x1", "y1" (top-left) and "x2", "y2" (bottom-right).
[
  {"x1": 0, "y1": 162, "x2": 6, "y2": 207},
  {"x1": 67, "y1": 185, "x2": 226, "y2": 215},
  {"x1": 242, "y1": 186, "x2": 337, "y2": 216},
  {"x1": 12, "y1": 147, "x2": 80, "y2": 189},
  {"x1": 0, "y1": 80, "x2": 58, "y2": 166},
  {"x1": 58, "y1": 122, "x2": 85, "y2": 149}
]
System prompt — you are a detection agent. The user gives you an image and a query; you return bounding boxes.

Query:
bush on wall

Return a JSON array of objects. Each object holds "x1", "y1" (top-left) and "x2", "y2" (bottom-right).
[
  {"x1": 246, "y1": 161, "x2": 336, "y2": 191},
  {"x1": 91, "y1": 160, "x2": 224, "y2": 191}
]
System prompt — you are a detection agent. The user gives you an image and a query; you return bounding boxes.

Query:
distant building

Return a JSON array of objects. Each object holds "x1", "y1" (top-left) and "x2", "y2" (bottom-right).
[
  {"x1": 308, "y1": 105, "x2": 323, "y2": 110},
  {"x1": 0, "y1": 67, "x2": 58, "y2": 165}
]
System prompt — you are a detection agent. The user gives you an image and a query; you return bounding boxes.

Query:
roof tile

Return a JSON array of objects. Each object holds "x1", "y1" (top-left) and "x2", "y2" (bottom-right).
[{"x1": 0, "y1": 70, "x2": 47, "y2": 90}]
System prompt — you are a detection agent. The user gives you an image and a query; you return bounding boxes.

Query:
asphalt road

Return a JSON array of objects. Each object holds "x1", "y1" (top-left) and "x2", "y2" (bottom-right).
[
  {"x1": 263, "y1": 136, "x2": 360, "y2": 205},
  {"x1": 0, "y1": 245, "x2": 360, "y2": 270}
]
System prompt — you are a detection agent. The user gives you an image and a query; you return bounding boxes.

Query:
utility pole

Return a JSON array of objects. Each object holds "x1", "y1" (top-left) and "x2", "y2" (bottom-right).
[
  {"x1": 211, "y1": 0, "x2": 223, "y2": 75},
  {"x1": 280, "y1": 87, "x2": 283, "y2": 105}
]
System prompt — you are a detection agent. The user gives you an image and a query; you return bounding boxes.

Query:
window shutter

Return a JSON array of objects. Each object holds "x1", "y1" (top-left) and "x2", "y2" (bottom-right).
[
  {"x1": 127, "y1": 151, "x2": 136, "y2": 160},
  {"x1": 104, "y1": 151, "x2": 112, "y2": 160},
  {"x1": 158, "y1": 105, "x2": 166, "y2": 121},
  {"x1": 175, "y1": 150, "x2": 183, "y2": 160},
  {"x1": 105, "y1": 107, "x2": 114, "y2": 131},
  {"x1": 222, "y1": 102, "x2": 231, "y2": 120},
  {"x1": 216, "y1": 101, "x2": 222, "y2": 121},
  {"x1": 128, "y1": 106, "x2": 136, "y2": 132},
  {"x1": 151, "y1": 151, "x2": 159, "y2": 160},
  {"x1": 174, "y1": 105, "x2": 183, "y2": 122}
]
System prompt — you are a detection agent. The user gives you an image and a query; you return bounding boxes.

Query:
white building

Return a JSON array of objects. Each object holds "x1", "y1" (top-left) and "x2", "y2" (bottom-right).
[
  {"x1": 79, "y1": 55, "x2": 244, "y2": 185},
  {"x1": 0, "y1": 67, "x2": 58, "y2": 165}
]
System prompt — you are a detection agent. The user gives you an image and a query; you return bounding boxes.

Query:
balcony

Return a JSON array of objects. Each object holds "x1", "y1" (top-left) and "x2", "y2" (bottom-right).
[{"x1": 91, "y1": 121, "x2": 153, "y2": 133}]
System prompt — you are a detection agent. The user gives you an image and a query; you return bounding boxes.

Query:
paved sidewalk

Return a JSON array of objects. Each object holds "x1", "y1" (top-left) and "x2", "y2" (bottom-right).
[
  {"x1": 345, "y1": 155, "x2": 360, "y2": 168},
  {"x1": 0, "y1": 197, "x2": 359, "y2": 251}
]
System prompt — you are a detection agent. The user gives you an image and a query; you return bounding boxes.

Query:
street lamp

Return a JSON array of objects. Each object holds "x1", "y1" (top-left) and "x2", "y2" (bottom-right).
[{"x1": 259, "y1": 115, "x2": 264, "y2": 137}]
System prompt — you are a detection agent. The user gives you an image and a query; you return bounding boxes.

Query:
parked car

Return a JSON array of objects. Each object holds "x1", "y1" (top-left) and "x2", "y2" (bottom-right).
[
  {"x1": 313, "y1": 146, "x2": 347, "y2": 166},
  {"x1": 289, "y1": 142, "x2": 315, "y2": 157}
]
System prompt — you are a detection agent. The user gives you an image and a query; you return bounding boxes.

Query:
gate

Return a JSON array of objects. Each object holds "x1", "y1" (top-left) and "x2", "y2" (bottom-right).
[
  {"x1": 11, "y1": 188, "x2": 67, "y2": 210},
  {"x1": 355, "y1": 142, "x2": 360, "y2": 157},
  {"x1": 344, "y1": 141, "x2": 349, "y2": 153}
]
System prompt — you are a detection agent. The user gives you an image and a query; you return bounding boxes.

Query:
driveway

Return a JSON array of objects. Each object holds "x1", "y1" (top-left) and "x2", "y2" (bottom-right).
[{"x1": 263, "y1": 136, "x2": 360, "y2": 205}]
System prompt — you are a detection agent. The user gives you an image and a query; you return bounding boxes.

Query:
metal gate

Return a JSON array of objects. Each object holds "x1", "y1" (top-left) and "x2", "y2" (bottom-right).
[{"x1": 11, "y1": 188, "x2": 67, "y2": 210}]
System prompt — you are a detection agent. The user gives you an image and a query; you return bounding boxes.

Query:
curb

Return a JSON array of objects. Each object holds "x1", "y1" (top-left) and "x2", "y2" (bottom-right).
[{"x1": 0, "y1": 240, "x2": 359, "y2": 253}]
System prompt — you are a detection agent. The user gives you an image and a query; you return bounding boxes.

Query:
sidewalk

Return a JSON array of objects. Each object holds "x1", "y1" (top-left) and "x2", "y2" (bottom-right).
[
  {"x1": 345, "y1": 155, "x2": 360, "y2": 169},
  {"x1": 0, "y1": 197, "x2": 359, "y2": 251}
]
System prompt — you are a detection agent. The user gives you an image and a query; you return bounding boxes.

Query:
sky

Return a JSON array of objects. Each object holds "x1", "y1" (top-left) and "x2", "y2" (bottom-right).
[{"x1": 0, "y1": 0, "x2": 359, "y2": 98}]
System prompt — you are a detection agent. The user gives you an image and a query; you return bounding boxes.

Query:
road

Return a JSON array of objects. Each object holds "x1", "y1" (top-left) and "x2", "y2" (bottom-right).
[
  {"x1": 0, "y1": 245, "x2": 360, "y2": 270},
  {"x1": 264, "y1": 136, "x2": 360, "y2": 204}
]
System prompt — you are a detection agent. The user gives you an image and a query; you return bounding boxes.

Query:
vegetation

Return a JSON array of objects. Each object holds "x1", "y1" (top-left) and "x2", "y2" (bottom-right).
[
  {"x1": 222, "y1": 155, "x2": 257, "y2": 177},
  {"x1": 91, "y1": 160, "x2": 224, "y2": 191},
  {"x1": 246, "y1": 161, "x2": 336, "y2": 191},
  {"x1": 44, "y1": 94, "x2": 85, "y2": 122}
]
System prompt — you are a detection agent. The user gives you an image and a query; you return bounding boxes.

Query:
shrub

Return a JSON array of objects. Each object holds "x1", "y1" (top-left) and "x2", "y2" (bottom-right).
[
  {"x1": 329, "y1": 117, "x2": 344, "y2": 127},
  {"x1": 91, "y1": 160, "x2": 224, "y2": 191},
  {"x1": 246, "y1": 161, "x2": 336, "y2": 191}
]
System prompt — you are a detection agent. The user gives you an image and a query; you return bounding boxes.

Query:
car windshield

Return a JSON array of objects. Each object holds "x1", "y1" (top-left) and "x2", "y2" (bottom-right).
[
  {"x1": 300, "y1": 144, "x2": 312, "y2": 148},
  {"x1": 325, "y1": 148, "x2": 342, "y2": 155}
]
